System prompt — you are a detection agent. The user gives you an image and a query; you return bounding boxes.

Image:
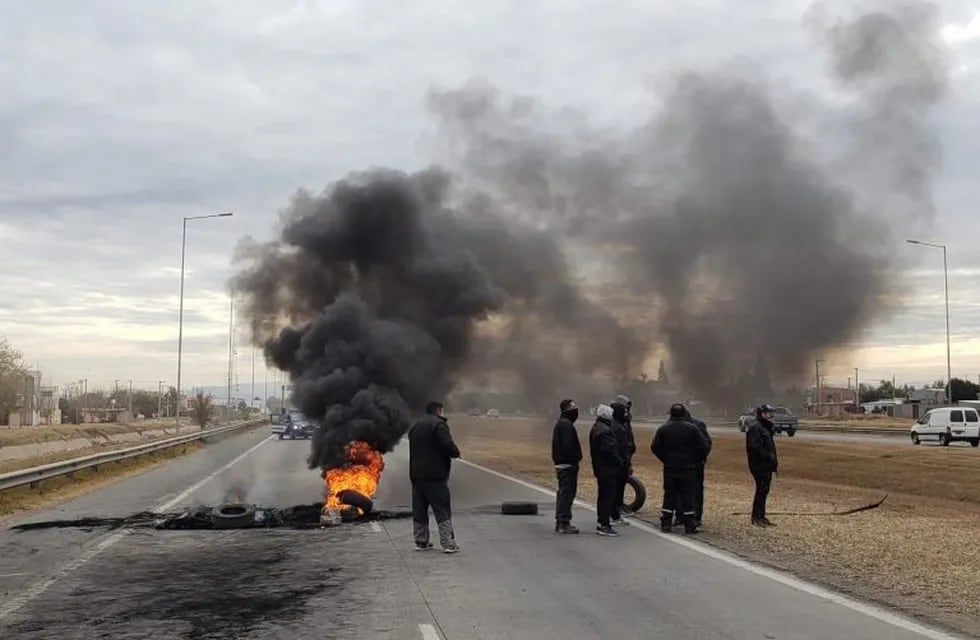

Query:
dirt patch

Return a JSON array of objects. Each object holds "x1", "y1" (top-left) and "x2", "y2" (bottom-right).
[
  {"x1": 0, "y1": 442, "x2": 204, "y2": 518},
  {"x1": 451, "y1": 415, "x2": 980, "y2": 638}
]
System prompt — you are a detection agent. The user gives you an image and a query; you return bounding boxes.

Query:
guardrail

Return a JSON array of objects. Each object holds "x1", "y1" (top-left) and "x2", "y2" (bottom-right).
[{"x1": 0, "y1": 419, "x2": 266, "y2": 493}]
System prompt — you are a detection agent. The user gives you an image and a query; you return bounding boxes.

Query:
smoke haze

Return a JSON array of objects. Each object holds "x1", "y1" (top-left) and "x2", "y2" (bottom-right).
[{"x1": 233, "y1": 1, "x2": 948, "y2": 466}]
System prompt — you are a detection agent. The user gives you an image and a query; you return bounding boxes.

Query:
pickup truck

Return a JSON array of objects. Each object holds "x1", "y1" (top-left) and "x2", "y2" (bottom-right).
[{"x1": 738, "y1": 406, "x2": 798, "y2": 436}]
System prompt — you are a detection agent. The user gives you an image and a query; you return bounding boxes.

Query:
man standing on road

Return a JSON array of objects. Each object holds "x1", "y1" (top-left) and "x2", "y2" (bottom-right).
[
  {"x1": 746, "y1": 403, "x2": 779, "y2": 527},
  {"x1": 589, "y1": 404, "x2": 623, "y2": 537},
  {"x1": 408, "y1": 401, "x2": 461, "y2": 553},
  {"x1": 682, "y1": 408, "x2": 711, "y2": 528},
  {"x1": 552, "y1": 398, "x2": 583, "y2": 534},
  {"x1": 652, "y1": 403, "x2": 710, "y2": 534},
  {"x1": 609, "y1": 395, "x2": 636, "y2": 526}
]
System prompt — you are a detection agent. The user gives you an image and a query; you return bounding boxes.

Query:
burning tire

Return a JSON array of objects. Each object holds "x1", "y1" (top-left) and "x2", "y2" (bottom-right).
[
  {"x1": 624, "y1": 476, "x2": 647, "y2": 512},
  {"x1": 210, "y1": 503, "x2": 256, "y2": 529},
  {"x1": 501, "y1": 501, "x2": 538, "y2": 515},
  {"x1": 337, "y1": 489, "x2": 373, "y2": 515}
]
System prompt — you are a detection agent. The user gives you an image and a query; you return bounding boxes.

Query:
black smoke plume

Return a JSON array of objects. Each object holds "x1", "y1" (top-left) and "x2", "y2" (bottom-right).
[
  {"x1": 233, "y1": 169, "x2": 639, "y2": 469},
  {"x1": 426, "y1": 1, "x2": 947, "y2": 405}
]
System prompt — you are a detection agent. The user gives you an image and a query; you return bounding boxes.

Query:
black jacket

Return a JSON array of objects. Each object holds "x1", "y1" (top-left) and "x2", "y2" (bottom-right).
[
  {"x1": 551, "y1": 416, "x2": 583, "y2": 466},
  {"x1": 688, "y1": 417, "x2": 712, "y2": 463},
  {"x1": 589, "y1": 417, "x2": 623, "y2": 476},
  {"x1": 746, "y1": 417, "x2": 778, "y2": 473},
  {"x1": 651, "y1": 418, "x2": 711, "y2": 470},
  {"x1": 611, "y1": 416, "x2": 636, "y2": 461},
  {"x1": 408, "y1": 414, "x2": 461, "y2": 481}
]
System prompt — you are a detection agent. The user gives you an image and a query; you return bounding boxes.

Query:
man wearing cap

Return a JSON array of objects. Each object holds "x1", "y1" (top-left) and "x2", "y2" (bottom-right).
[
  {"x1": 609, "y1": 394, "x2": 636, "y2": 526},
  {"x1": 589, "y1": 404, "x2": 623, "y2": 537},
  {"x1": 651, "y1": 403, "x2": 711, "y2": 534},
  {"x1": 552, "y1": 398, "x2": 583, "y2": 534},
  {"x1": 745, "y1": 404, "x2": 779, "y2": 527}
]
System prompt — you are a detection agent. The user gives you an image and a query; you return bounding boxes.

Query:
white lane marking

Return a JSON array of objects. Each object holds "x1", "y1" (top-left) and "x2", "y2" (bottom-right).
[
  {"x1": 418, "y1": 623, "x2": 441, "y2": 640},
  {"x1": 0, "y1": 434, "x2": 273, "y2": 624},
  {"x1": 369, "y1": 522, "x2": 382, "y2": 533},
  {"x1": 456, "y1": 458, "x2": 963, "y2": 640},
  {"x1": 0, "y1": 573, "x2": 29, "y2": 578}
]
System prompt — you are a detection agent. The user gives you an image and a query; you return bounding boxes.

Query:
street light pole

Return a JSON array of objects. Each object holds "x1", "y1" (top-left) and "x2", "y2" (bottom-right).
[
  {"x1": 176, "y1": 212, "x2": 234, "y2": 432},
  {"x1": 907, "y1": 239, "x2": 952, "y2": 404}
]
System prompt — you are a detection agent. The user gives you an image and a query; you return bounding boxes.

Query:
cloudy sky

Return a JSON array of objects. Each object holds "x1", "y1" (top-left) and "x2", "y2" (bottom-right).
[{"x1": 1, "y1": 0, "x2": 979, "y2": 396}]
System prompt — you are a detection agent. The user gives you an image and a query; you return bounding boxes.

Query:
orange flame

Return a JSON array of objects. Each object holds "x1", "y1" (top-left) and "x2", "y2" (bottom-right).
[{"x1": 324, "y1": 441, "x2": 385, "y2": 512}]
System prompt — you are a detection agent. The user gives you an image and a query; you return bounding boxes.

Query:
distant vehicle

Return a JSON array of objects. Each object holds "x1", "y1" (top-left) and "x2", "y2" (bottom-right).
[
  {"x1": 738, "y1": 406, "x2": 798, "y2": 436},
  {"x1": 468, "y1": 408, "x2": 482, "y2": 417},
  {"x1": 486, "y1": 409, "x2": 500, "y2": 418},
  {"x1": 910, "y1": 407, "x2": 980, "y2": 447},
  {"x1": 275, "y1": 411, "x2": 314, "y2": 440}
]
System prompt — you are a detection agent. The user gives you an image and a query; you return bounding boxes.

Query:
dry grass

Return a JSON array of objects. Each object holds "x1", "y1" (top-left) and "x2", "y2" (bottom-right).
[
  {"x1": 452, "y1": 416, "x2": 980, "y2": 637},
  {"x1": 0, "y1": 419, "x2": 179, "y2": 447},
  {"x1": 0, "y1": 441, "x2": 204, "y2": 518}
]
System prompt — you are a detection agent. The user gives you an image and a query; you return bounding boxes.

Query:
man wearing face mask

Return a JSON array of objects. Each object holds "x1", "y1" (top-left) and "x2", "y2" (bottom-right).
[
  {"x1": 551, "y1": 398, "x2": 583, "y2": 534},
  {"x1": 746, "y1": 403, "x2": 779, "y2": 527},
  {"x1": 609, "y1": 395, "x2": 636, "y2": 526}
]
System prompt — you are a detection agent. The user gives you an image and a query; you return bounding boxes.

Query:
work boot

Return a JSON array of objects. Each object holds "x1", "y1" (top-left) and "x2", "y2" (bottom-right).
[
  {"x1": 660, "y1": 518, "x2": 672, "y2": 533},
  {"x1": 760, "y1": 518, "x2": 775, "y2": 527},
  {"x1": 751, "y1": 518, "x2": 766, "y2": 527},
  {"x1": 595, "y1": 525, "x2": 619, "y2": 537},
  {"x1": 557, "y1": 522, "x2": 580, "y2": 534},
  {"x1": 683, "y1": 517, "x2": 698, "y2": 534}
]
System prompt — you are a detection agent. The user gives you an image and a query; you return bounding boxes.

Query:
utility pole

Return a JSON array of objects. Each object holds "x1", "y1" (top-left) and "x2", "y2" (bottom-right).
[
  {"x1": 227, "y1": 293, "x2": 234, "y2": 424},
  {"x1": 250, "y1": 318, "x2": 256, "y2": 412},
  {"x1": 158, "y1": 380, "x2": 164, "y2": 417},
  {"x1": 854, "y1": 368, "x2": 860, "y2": 410},
  {"x1": 128, "y1": 380, "x2": 133, "y2": 416},
  {"x1": 815, "y1": 359, "x2": 824, "y2": 416}
]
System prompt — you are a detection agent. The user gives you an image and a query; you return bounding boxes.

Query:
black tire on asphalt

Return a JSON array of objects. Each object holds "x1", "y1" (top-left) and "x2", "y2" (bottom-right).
[
  {"x1": 339, "y1": 506, "x2": 360, "y2": 522},
  {"x1": 971, "y1": 439, "x2": 979, "y2": 448},
  {"x1": 623, "y1": 476, "x2": 647, "y2": 512},
  {"x1": 501, "y1": 501, "x2": 539, "y2": 515},
  {"x1": 787, "y1": 429, "x2": 796, "y2": 437},
  {"x1": 912, "y1": 433, "x2": 921, "y2": 445},
  {"x1": 941, "y1": 432, "x2": 950, "y2": 447},
  {"x1": 210, "y1": 503, "x2": 256, "y2": 529},
  {"x1": 337, "y1": 489, "x2": 374, "y2": 515}
]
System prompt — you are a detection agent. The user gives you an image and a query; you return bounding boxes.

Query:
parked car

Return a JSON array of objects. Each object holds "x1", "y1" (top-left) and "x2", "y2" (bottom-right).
[
  {"x1": 486, "y1": 409, "x2": 500, "y2": 418},
  {"x1": 273, "y1": 410, "x2": 314, "y2": 440},
  {"x1": 910, "y1": 407, "x2": 980, "y2": 446},
  {"x1": 738, "y1": 406, "x2": 798, "y2": 436}
]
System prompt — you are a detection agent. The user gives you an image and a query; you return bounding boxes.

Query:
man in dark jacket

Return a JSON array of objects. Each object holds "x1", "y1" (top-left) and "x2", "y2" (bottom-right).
[
  {"x1": 589, "y1": 404, "x2": 623, "y2": 537},
  {"x1": 676, "y1": 408, "x2": 711, "y2": 527},
  {"x1": 408, "y1": 401, "x2": 461, "y2": 553},
  {"x1": 609, "y1": 395, "x2": 636, "y2": 526},
  {"x1": 551, "y1": 398, "x2": 583, "y2": 534},
  {"x1": 745, "y1": 403, "x2": 778, "y2": 527},
  {"x1": 652, "y1": 403, "x2": 711, "y2": 534}
]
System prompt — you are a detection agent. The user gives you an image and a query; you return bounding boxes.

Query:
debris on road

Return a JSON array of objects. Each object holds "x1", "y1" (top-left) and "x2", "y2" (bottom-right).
[
  {"x1": 729, "y1": 494, "x2": 888, "y2": 517},
  {"x1": 8, "y1": 502, "x2": 411, "y2": 532}
]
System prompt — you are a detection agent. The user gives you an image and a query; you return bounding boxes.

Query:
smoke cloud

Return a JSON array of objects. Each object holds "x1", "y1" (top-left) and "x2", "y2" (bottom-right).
[{"x1": 234, "y1": 1, "x2": 949, "y2": 461}]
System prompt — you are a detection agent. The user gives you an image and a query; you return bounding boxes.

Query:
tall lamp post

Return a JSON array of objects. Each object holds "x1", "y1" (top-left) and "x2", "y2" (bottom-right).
[
  {"x1": 907, "y1": 239, "x2": 951, "y2": 404},
  {"x1": 176, "y1": 212, "x2": 234, "y2": 431}
]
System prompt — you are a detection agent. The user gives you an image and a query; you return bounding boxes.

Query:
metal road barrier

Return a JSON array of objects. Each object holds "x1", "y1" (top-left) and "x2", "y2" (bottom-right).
[{"x1": 0, "y1": 419, "x2": 266, "y2": 493}]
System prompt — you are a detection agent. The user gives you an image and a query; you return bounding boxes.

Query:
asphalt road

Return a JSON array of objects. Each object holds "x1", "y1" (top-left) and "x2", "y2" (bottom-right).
[{"x1": 0, "y1": 425, "x2": 962, "y2": 639}]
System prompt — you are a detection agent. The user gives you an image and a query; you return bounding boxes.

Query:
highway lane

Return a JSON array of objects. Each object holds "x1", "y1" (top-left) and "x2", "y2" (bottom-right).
[{"x1": 0, "y1": 424, "x2": 963, "y2": 639}]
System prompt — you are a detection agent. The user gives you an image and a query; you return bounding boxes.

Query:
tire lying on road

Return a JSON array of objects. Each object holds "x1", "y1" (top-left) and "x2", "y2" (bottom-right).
[
  {"x1": 623, "y1": 476, "x2": 647, "y2": 512},
  {"x1": 337, "y1": 489, "x2": 374, "y2": 515},
  {"x1": 210, "y1": 503, "x2": 257, "y2": 529},
  {"x1": 501, "y1": 501, "x2": 539, "y2": 515}
]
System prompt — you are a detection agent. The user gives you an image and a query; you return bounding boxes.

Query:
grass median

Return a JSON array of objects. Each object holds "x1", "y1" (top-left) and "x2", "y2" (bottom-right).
[
  {"x1": 0, "y1": 418, "x2": 181, "y2": 447},
  {"x1": 452, "y1": 415, "x2": 980, "y2": 637}
]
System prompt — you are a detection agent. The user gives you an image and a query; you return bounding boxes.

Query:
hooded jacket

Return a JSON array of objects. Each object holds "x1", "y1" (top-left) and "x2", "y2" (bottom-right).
[
  {"x1": 684, "y1": 413, "x2": 712, "y2": 463},
  {"x1": 651, "y1": 417, "x2": 711, "y2": 470},
  {"x1": 408, "y1": 413, "x2": 461, "y2": 481},
  {"x1": 552, "y1": 414, "x2": 583, "y2": 466},
  {"x1": 745, "y1": 415, "x2": 778, "y2": 473},
  {"x1": 589, "y1": 405, "x2": 623, "y2": 476}
]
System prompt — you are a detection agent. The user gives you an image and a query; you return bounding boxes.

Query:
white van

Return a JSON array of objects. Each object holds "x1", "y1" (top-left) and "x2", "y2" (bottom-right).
[{"x1": 910, "y1": 407, "x2": 980, "y2": 447}]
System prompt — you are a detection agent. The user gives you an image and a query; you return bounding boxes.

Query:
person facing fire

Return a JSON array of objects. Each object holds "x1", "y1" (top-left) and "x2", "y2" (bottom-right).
[
  {"x1": 651, "y1": 403, "x2": 710, "y2": 534},
  {"x1": 609, "y1": 394, "x2": 636, "y2": 526},
  {"x1": 408, "y1": 401, "x2": 461, "y2": 553},
  {"x1": 551, "y1": 398, "x2": 583, "y2": 534},
  {"x1": 589, "y1": 404, "x2": 624, "y2": 537}
]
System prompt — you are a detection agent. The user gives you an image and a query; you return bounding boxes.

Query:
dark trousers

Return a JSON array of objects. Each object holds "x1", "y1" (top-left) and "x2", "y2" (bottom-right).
[
  {"x1": 661, "y1": 467, "x2": 696, "y2": 523},
  {"x1": 595, "y1": 473, "x2": 619, "y2": 527},
  {"x1": 555, "y1": 465, "x2": 578, "y2": 524},
  {"x1": 751, "y1": 470, "x2": 772, "y2": 520},
  {"x1": 412, "y1": 480, "x2": 455, "y2": 547},
  {"x1": 674, "y1": 463, "x2": 706, "y2": 522},
  {"x1": 612, "y1": 467, "x2": 629, "y2": 519}
]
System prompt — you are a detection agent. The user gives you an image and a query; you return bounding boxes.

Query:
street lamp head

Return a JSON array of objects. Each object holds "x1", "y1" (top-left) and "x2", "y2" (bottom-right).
[
  {"x1": 218, "y1": 212, "x2": 234, "y2": 217},
  {"x1": 906, "y1": 239, "x2": 921, "y2": 245}
]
